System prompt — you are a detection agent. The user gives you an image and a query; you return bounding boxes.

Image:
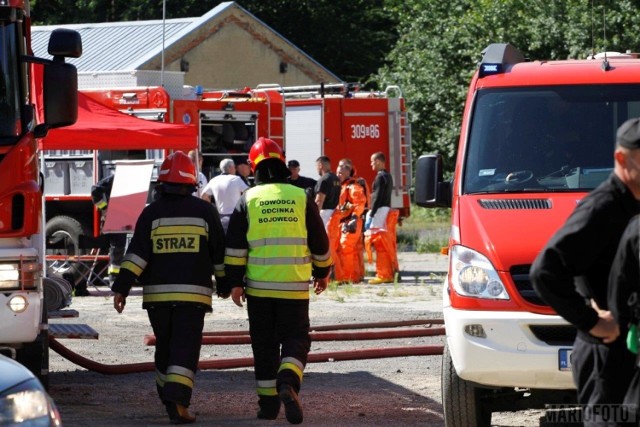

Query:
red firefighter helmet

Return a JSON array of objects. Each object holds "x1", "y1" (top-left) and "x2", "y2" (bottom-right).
[
  {"x1": 248, "y1": 137, "x2": 285, "y2": 172},
  {"x1": 158, "y1": 151, "x2": 197, "y2": 185}
]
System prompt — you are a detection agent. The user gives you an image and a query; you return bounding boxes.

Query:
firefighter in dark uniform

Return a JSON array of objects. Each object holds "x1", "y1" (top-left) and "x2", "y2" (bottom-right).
[
  {"x1": 112, "y1": 151, "x2": 227, "y2": 424},
  {"x1": 91, "y1": 173, "x2": 127, "y2": 285},
  {"x1": 225, "y1": 137, "x2": 332, "y2": 424},
  {"x1": 609, "y1": 214, "x2": 640, "y2": 417},
  {"x1": 530, "y1": 118, "x2": 640, "y2": 427}
]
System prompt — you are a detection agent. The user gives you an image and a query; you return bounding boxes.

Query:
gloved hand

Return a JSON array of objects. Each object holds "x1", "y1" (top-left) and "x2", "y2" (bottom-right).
[
  {"x1": 364, "y1": 214, "x2": 373, "y2": 231},
  {"x1": 341, "y1": 216, "x2": 358, "y2": 234}
]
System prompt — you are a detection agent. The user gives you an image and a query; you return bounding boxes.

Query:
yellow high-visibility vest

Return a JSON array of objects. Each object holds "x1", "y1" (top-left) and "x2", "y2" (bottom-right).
[{"x1": 245, "y1": 184, "x2": 311, "y2": 299}]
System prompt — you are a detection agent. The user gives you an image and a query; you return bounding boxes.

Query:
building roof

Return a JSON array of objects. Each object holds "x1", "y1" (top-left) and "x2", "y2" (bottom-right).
[{"x1": 31, "y1": 1, "x2": 339, "y2": 81}]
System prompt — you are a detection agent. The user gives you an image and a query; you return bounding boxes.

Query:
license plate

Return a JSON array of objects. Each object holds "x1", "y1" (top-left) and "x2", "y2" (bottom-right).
[{"x1": 558, "y1": 348, "x2": 572, "y2": 371}]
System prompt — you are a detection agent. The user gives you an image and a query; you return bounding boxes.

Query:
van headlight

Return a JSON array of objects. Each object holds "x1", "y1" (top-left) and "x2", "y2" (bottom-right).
[
  {"x1": 0, "y1": 379, "x2": 61, "y2": 426},
  {"x1": 450, "y1": 245, "x2": 509, "y2": 299}
]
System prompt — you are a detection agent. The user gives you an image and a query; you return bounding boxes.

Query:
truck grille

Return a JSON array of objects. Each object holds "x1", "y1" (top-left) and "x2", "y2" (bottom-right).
[
  {"x1": 510, "y1": 264, "x2": 547, "y2": 307},
  {"x1": 479, "y1": 198, "x2": 552, "y2": 209},
  {"x1": 510, "y1": 265, "x2": 576, "y2": 346},
  {"x1": 529, "y1": 325, "x2": 577, "y2": 346}
]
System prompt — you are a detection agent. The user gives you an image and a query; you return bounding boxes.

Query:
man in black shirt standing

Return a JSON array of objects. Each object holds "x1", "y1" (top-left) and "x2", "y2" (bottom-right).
[
  {"x1": 531, "y1": 118, "x2": 640, "y2": 426},
  {"x1": 609, "y1": 214, "x2": 640, "y2": 414},
  {"x1": 314, "y1": 156, "x2": 340, "y2": 230},
  {"x1": 287, "y1": 159, "x2": 316, "y2": 196},
  {"x1": 366, "y1": 152, "x2": 393, "y2": 230},
  {"x1": 365, "y1": 152, "x2": 398, "y2": 284}
]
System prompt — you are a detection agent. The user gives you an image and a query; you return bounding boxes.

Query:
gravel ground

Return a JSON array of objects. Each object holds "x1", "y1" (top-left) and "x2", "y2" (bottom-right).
[{"x1": 45, "y1": 253, "x2": 549, "y2": 426}]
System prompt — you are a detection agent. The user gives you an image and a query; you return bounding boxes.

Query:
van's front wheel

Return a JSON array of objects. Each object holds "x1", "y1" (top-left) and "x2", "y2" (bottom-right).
[{"x1": 441, "y1": 342, "x2": 491, "y2": 427}]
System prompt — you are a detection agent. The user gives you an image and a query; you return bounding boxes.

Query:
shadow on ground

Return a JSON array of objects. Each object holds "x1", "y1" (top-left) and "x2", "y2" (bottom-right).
[{"x1": 50, "y1": 368, "x2": 443, "y2": 426}]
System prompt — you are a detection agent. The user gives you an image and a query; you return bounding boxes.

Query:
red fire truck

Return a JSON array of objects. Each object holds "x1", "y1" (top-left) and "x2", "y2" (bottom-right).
[
  {"x1": 0, "y1": 0, "x2": 81, "y2": 387},
  {"x1": 82, "y1": 82, "x2": 412, "y2": 215},
  {"x1": 416, "y1": 43, "x2": 640, "y2": 425},
  {"x1": 280, "y1": 84, "x2": 411, "y2": 216},
  {"x1": 43, "y1": 82, "x2": 411, "y2": 280}
]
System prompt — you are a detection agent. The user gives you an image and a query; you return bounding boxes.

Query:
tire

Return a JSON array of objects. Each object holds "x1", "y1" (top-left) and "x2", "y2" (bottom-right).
[
  {"x1": 441, "y1": 342, "x2": 491, "y2": 427},
  {"x1": 45, "y1": 215, "x2": 90, "y2": 287},
  {"x1": 16, "y1": 305, "x2": 49, "y2": 390}
]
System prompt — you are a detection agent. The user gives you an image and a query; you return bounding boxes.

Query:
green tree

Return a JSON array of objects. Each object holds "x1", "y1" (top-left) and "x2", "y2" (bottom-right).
[
  {"x1": 377, "y1": 0, "x2": 640, "y2": 173},
  {"x1": 239, "y1": 0, "x2": 398, "y2": 84}
]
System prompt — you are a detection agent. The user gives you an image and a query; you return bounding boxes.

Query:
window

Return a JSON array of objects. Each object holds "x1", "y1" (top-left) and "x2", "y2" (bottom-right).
[{"x1": 463, "y1": 85, "x2": 640, "y2": 193}]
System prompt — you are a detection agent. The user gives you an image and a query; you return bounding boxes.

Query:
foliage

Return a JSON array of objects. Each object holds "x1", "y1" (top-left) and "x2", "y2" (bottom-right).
[{"x1": 376, "y1": 0, "x2": 640, "y2": 174}]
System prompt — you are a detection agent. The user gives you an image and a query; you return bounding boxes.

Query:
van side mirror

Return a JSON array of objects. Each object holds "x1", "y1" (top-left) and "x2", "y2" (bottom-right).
[
  {"x1": 414, "y1": 154, "x2": 451, "y2": 208},
  {"x1": 32, "y1": 29, "x2": 82, "y2": 138},
  {"x1": 42, "y1": 62, "x2": 78, "y2": 129}
]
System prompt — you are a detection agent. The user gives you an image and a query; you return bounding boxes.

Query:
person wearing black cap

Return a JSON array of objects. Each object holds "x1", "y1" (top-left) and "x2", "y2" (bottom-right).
[
  {"x1": 286, "y1": 160, "x2": 316, "y2": 196},
  {"x1": 530, "y1": 117, "x2": 640, "y2": 426},
  {"x1": 236, "y1": 158, "x2": 253, "y2": 187}
]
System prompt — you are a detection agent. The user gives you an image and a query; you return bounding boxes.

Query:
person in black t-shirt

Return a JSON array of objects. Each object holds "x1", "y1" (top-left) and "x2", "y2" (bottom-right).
[
  {"x1": 314, "y1": 156, "x2": 340, "y2": 229},
  {"x1": 287, "y1": 159, "x2": 316, "y2": 196}
]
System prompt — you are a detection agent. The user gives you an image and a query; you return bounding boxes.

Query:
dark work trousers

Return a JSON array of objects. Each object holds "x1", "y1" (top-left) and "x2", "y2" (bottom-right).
[
  {"x1": 147, "y1": 306, "x2": 205, "y2": 408},
  {"x1": 247, "y1": 296, "x2": 311, "y2": 412},
  {"x1": 572, "y1": 334, "x2": 636, "y2": 427},
  {"x1": 108, "y1": 233, "x2": 127, "y2": 279}
]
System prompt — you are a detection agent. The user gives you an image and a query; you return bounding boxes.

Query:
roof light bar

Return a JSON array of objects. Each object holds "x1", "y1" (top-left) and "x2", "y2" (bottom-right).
[{"x1": 478, "y1": 43, "x2": 525, "y2": 78}]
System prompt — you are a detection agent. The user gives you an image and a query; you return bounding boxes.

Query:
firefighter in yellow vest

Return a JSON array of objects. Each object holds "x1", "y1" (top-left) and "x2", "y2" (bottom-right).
[
  {"x1": 112, "y1": 151, "x2": 227, "y2": 424},
  {"x1": 225, "y1": 137, "x2": 331, "y2": 424}
]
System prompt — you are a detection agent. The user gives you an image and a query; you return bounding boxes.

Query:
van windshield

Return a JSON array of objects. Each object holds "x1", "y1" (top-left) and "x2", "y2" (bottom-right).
[{"x1": 463, "y1": 85, "x2": 640, "y2": 194}]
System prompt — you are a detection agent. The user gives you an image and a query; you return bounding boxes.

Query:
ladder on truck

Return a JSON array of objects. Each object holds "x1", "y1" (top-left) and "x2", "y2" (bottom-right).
[
  {"x1": 253, "y1": 86, "x2": 285, "y2": 148},
  {"x1": 274, "y1": 82, "x2": 360, "y2": 99}
]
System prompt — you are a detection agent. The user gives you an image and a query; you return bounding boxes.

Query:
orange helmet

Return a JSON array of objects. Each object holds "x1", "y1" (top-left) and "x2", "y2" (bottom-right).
[
  {"x1": 158, "y1": 151, "x2": 197, "y2": 185},
  {"x1": 248, "y1": 137, "x2": 285, "y2": 172}
]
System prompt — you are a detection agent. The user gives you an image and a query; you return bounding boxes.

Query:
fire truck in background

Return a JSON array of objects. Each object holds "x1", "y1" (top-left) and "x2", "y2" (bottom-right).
[
  {"x1": 83, "y1": 82, "x2": 412, "y2": 214},
  {"x1": 0, "y1": 0, "x2": 81, "y2": 387},
  {"x1": 42, "y1": 82, "x2": 411, "y2": 282},
  {"x1": 281, "y1": 83, "x2": 411, "y2": 216}
]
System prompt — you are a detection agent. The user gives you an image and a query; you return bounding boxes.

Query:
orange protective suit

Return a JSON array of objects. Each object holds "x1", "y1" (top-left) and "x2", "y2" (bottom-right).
[
  {"x1": 326, "y1": 212, "x2": 342, "y2": 280},
  {"x1": 354, "y1": 177, "x2": 370, "y2": 278},
  {"x1": 331, "y1": 178, "x2": 367, "y2": 283},
  {"x1": 365, "y1": 209, "x2": 399, "y2": 282}
]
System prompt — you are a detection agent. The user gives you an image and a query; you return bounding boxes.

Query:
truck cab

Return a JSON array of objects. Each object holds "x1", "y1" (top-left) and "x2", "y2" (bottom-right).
[
  {"x1": 0, "y1": 0, "x2": 80, "y2": 387},
  {"x1": 415, "y1": 43, "x2": 640, "y2": 425}
]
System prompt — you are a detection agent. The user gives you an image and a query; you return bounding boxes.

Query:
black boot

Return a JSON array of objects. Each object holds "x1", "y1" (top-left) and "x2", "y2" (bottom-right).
[
  {"x1": 257, "y1": 395, "x2": 280, "y2": 420},
  {"x1": 278, "y1": 384, "x2": 303, "y2": 424},
  {"x1": 165, "y1": 402, "x2": 196, "y2": 425}
]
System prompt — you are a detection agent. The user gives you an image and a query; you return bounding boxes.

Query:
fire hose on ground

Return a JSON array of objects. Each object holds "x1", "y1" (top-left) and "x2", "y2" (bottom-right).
[{"x1": 49, "y1": 319, "x2": 445, "y2": 375}]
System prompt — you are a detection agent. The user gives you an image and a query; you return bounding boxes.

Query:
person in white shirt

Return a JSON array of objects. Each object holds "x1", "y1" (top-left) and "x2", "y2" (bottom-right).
[
  {"x1": 201, "y1": 158, "x2": 249, "y2": 233},
  {"x1": 188, "y1": 149, "x2": 208, "y2": 197}
]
